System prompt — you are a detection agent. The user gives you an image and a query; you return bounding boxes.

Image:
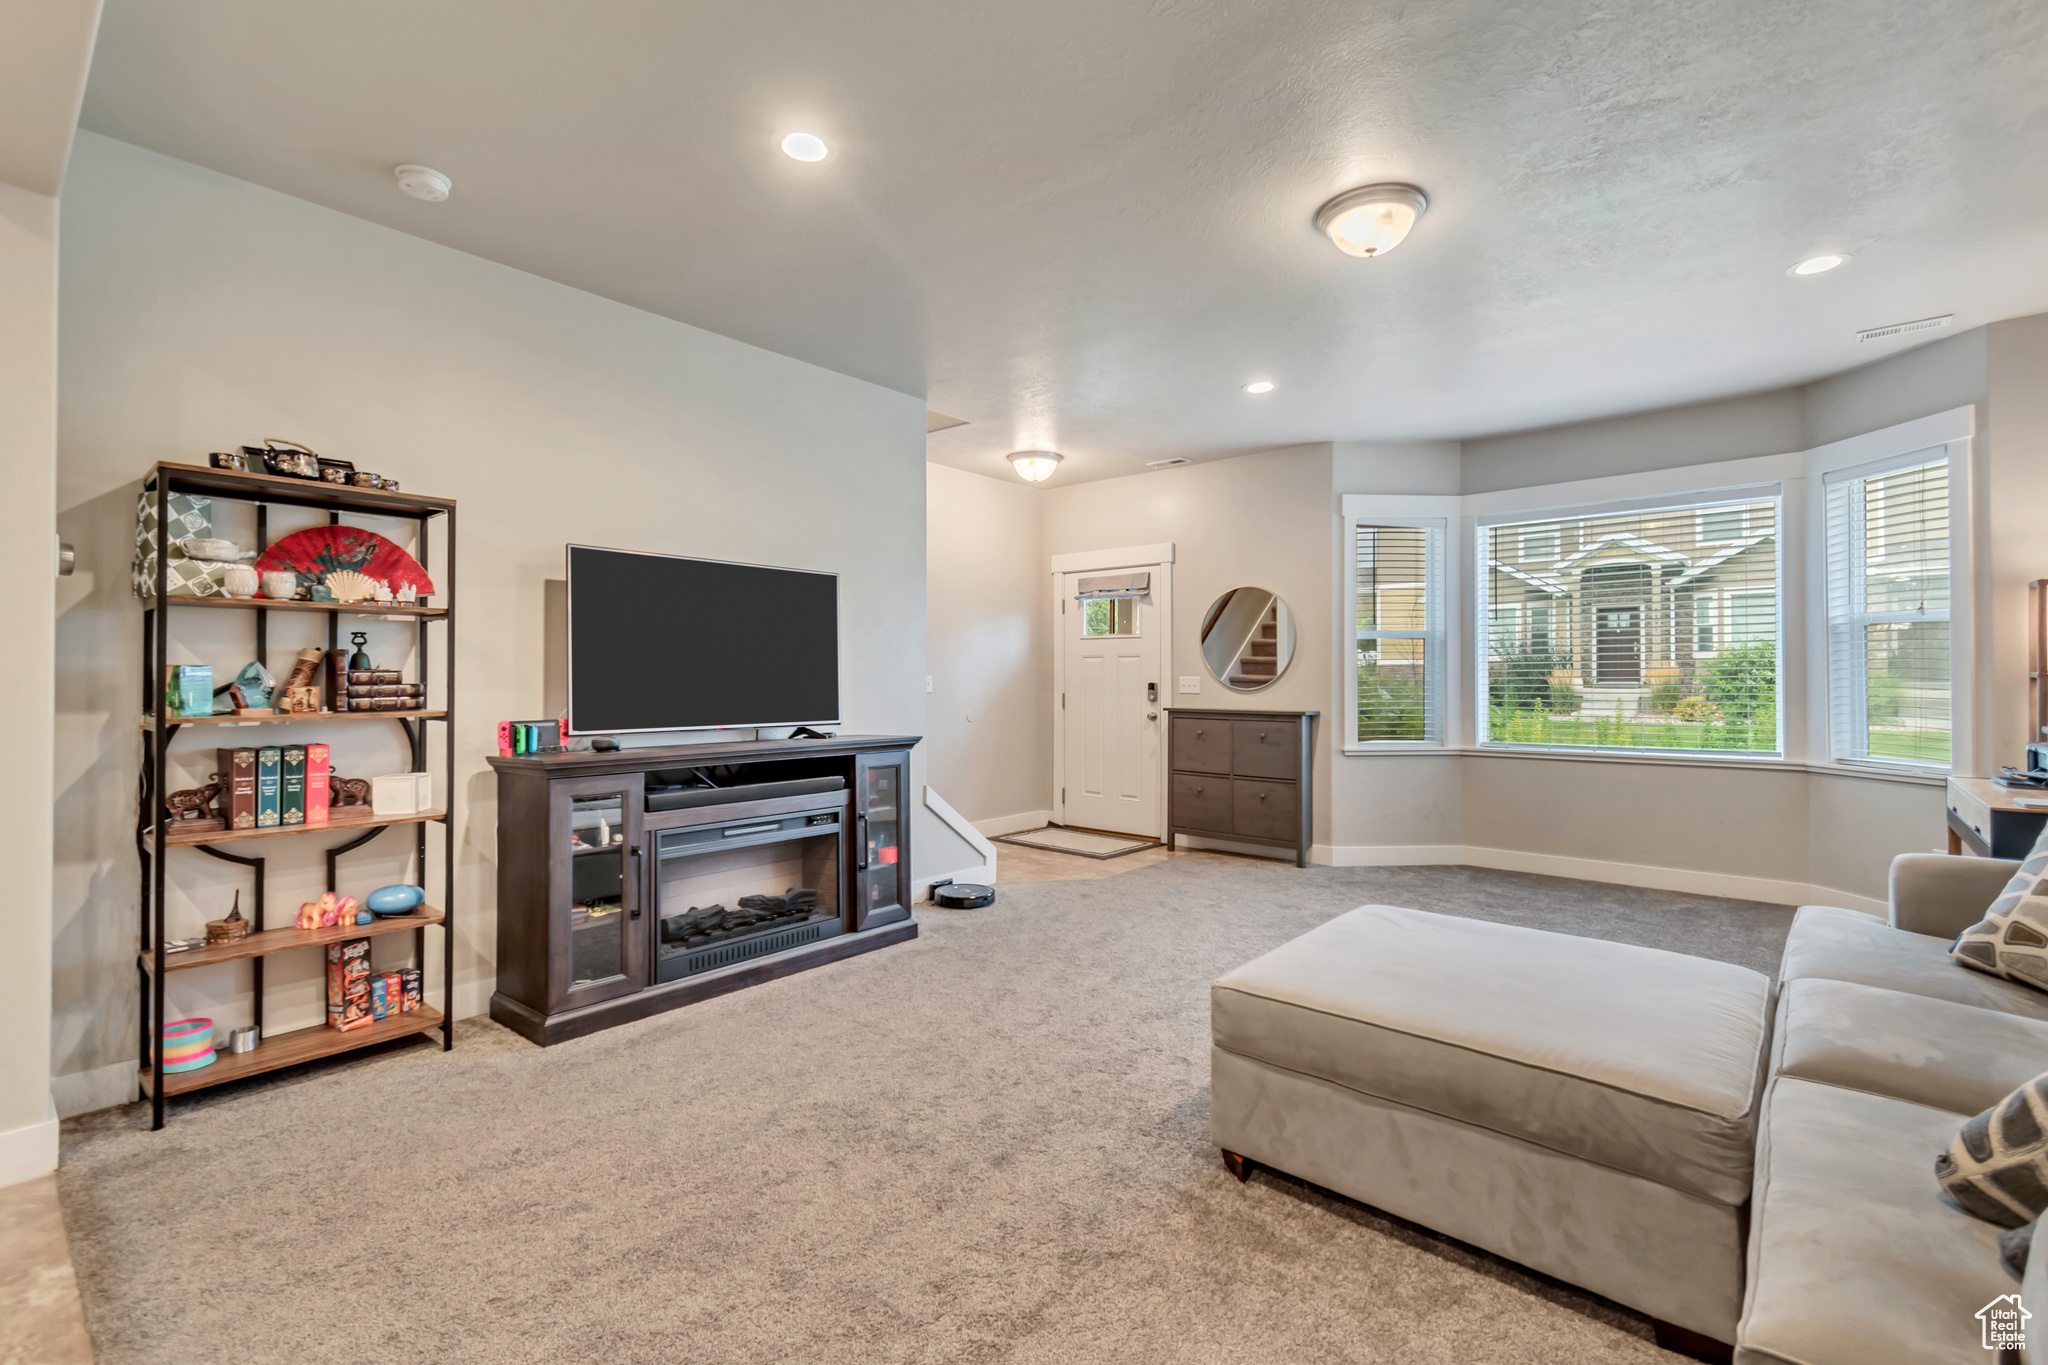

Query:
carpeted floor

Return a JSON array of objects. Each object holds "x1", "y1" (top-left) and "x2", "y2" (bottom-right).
[{"x1": 59, "y1": 856, "x2": 1795, "y2": 1364}]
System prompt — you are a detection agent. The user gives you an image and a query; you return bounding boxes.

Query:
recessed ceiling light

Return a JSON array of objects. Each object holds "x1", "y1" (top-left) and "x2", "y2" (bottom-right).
[
  {"x1": 393, "y1": 165, "x2": 452, "y2": 202},
  {"x1": 1790, "y1": 254, "x2": 1848, "y2": 276},
  {"x1": 780, "y1": 132, "x2": 830, "y2": 163},
  {"x1": 1314, "y1": 183, "x2": 1428, "y2": 258},
  {"x1": 1243, "y1": 380, "x2": 1276, "y2": 395},
  {"x1": 1145, "y1": 457, "x2": 1191, "y2": 470},
  {"x1": 1008, "y1": 450, "x2": 1063, "y2": 483}
]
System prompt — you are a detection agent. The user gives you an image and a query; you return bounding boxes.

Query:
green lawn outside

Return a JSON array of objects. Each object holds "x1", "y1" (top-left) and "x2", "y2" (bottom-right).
[
  {"x1": 1485, "y1": 711, "x2": 1778, "y2": 752},
  {"x1": 1866, "y1": 728, "x2": 1952, "y2": 763}
]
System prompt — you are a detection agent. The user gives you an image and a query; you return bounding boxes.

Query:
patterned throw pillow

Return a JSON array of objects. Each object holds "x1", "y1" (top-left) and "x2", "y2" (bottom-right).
[
  {"x1": 1951, "y1": 827, "x2": 2048, "y2": 991},
  {"x1": 1938, "y1": 1073, "x2": 2048, "y2": 1227}
]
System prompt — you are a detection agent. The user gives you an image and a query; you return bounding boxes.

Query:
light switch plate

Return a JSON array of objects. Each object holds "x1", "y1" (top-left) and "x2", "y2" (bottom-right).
[{"x1": 1178, "y1": 676, "x2": 1201, "y2": 694}]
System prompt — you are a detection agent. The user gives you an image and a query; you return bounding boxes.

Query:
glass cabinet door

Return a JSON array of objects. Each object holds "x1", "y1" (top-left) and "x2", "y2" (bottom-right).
[
  {"x1": 854, "y1": 752, "x2": 910, "y2": 930},
  {"x1": 553, "y1": 778, "x2": 644, "y2": 1009}
]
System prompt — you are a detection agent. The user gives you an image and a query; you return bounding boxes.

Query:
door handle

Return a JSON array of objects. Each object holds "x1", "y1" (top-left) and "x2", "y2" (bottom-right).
[
  {"x1": 628, "y1": 845, "x2": 643, "y2": 918},
  {"x1": 857, "y1": 815, "x2": 869, "y2": 871},
  {"x1": 1147, "y1": 711, "x2": 1158, "y2": 720}
]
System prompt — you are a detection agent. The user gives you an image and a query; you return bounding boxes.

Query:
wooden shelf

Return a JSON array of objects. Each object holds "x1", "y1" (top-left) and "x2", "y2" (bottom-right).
[
  {"x1": 149, "y1": 906, "x2": 445, "y2": 972},
  {"x1": 142, "y1": 595, "x2": 447, "y2": 618},
  {"x1": 154, "y1": 806, "x2": 445, "y2": 848},
  {"x1": 153, "y1": 460, "x2": 455, "y2": 516},
  {"x1": 142, "y1": 1005, "x2": 444, "y2": 1097},
  {"x1": 145, "y1": 709, "x2": 443, "y2": 730}
]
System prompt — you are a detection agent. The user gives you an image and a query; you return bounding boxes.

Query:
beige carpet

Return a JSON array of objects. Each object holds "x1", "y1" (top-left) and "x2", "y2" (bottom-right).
[{"x1": 58, "y1": 855, "x2": 1794, "y2": 1364}]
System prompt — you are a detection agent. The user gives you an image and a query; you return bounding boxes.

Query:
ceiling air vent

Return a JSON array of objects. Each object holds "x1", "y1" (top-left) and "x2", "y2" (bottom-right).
[
  {"x1": 1145, "y1": 457, "x2": 1190, "y2": 470},
  {"x1": 1857, "y1": 314, "x2": 1953, "y2": 344}
]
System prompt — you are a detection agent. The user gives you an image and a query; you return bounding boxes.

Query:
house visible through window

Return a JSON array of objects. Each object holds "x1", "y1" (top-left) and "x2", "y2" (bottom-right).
[
  {"x1": 1520, "y1": 526, "x2": 1559, "y2": 560},
  {"x1": 1825, "y1": 452, "x2": 1950, "y2": 766},
  {"x1": 1698, "y1": 506, "x2": 1747, "y2": 542},
  {"x1": 1483, "y1": 495, "x2": 1780, "y2": 754},
  {"x1": 1353, "y1": 522, "x2": 1443, "y2": 743}
]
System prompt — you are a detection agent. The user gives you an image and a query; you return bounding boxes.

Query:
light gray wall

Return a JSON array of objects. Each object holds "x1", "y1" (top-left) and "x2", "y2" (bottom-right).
[
  {"x1": 1986, "y1": 315, "x2": 2048, "y2": 772},
  {"x1": 1803, "y1": 327, "x2": 1988, "y2": 448},
  {"x1": 924, "y1": 464, "x2": 1051, "y2": 827},
  {"x1": 1459, "y1": 388, "x2": 1805, "y2": 494},
  {"x1": 53, "y1": 134, "x2": 943, "y2": 1112},
  {"x1": 1042, "y1": 445, "x2": 1336, "y2": 845},
  {"x1": 0, "y1": 180, "x2": 59, "y2": 1175}
]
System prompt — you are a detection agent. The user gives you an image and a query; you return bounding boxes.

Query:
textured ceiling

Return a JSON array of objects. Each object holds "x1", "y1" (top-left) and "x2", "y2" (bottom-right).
[{"x1": 80, "y1": 0, "x2": 2048, "y2": 484}]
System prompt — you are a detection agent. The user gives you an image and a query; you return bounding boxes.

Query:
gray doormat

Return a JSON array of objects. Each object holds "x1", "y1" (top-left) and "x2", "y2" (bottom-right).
[{"x1": 995, "y1": 826, "x2": 1162, "y2": 859}]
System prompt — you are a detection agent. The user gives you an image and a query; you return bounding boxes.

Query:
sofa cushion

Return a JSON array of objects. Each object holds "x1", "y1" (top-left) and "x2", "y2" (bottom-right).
[
  {"x1": 1739, "y1": 1077, "x2": 2012, "y2": 1365},
  {"x1": 1773, "y1": 978, "x2": 2048, "y2": 1116},
  {"x1": 1211, "y1": 905, "x2": 1769, "y2": 1206},
  {"x1": 1953, "y1": 827, "x2": 2048, "y2": 990},
  {"x1": 1780, "y1": 905, "x2": 2048, "y2": 1022},
  {"x1": 1937, "y1": 1072, "x2": 2048, "y2": 1228}
]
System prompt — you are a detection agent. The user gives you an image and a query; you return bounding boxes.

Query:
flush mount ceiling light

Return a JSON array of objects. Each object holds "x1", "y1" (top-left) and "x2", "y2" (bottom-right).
[
  {"x1": 393, "y1": 165, "x2": 452, "y2": 202},
  {"x1": 1791, "y1": 254, "x2": 1849, "y2": 276},
  {"x1": 1314, "y1": 183, "x2": 1428, "y2": 258},
  {"x1": 780, "y1": 132, "x2": 830, "y2": 162},
  {"x1": 1008, "y1": 450, "x2": 1063, "y2": 483},
  {"x1": 1243, "y1": 380, "x2": 1276, "y2": 394}
]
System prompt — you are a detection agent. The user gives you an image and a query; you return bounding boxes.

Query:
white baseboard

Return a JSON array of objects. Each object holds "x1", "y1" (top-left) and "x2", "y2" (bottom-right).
[
  {"x1": 971, "y1": 809, "x2": 1053, "y2": 838},
  {"x1": 52, "y1": 1061, "x2": 136, "y2": 1120},
  {"x1": 1313, "y1": 843, "x2": 1471, "y2": 868},
  {"x1": 1314, "y1": 842, "x2": 1886, "y2": 915},
  {"x1": 0, "y1": 1105, "x2": 59, "y2": 1188}
]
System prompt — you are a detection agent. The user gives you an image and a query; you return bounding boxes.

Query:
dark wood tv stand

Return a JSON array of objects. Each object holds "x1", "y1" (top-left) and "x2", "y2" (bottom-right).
[{"x1": 487, "y1": 733, "x2": 919, "y2": 1045}]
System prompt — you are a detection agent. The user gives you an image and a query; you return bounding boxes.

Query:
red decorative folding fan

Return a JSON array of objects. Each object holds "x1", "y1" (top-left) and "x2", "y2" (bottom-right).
[{"x1": 254, "y1": 526, "x2": 435, "y2": 595}]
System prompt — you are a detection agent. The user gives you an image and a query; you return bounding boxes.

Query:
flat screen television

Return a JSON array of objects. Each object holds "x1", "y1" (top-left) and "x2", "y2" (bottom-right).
[{"x1": 566, "y1": 545, "x2": 840, "y2": 735}]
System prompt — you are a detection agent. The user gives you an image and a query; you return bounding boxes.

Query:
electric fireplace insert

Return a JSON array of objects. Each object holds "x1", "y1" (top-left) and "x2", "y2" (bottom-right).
[{"x1": 652, "y1": 806, "x2": 844, "y2": 982}]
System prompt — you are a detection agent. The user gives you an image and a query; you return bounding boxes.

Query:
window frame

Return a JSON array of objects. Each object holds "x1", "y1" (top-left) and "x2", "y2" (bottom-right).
[
  {"x1": 1342, "y1": 497, "x2": 1458, "y2": 753},
  {"x1": 1474, "y1": 486, "x2": 1788, "y2": 761},
  {"x1": 1821, "y1": 447, "x2": 1956, "y2": 773}
]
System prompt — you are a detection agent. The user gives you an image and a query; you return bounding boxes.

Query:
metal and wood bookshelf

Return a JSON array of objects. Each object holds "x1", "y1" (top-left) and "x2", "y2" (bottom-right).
[{"x1": 136, "y1": 461, "x2": 456, "y2": 1129}]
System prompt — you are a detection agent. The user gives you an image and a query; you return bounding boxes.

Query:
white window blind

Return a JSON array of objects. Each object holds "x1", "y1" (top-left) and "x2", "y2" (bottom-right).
[
  {"x1": 1481, "y1": 494, "x2": 1781, "y2": 753},
  {"x1": 1354, "y1": 522, "x2": 1443, "y2": 743},
  {"x1": 1825, "y1": 451, "x2": 1950, "y2": 767}
]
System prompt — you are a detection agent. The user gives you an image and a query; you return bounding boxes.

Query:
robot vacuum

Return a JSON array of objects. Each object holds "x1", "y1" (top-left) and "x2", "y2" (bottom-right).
[{"x1": 930, "y1": 880, "x2": 996, "y2": 909}]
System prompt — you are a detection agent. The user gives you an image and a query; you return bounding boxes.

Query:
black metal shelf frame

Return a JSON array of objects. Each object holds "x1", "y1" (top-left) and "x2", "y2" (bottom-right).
[{"x1": 135, "y1": 465, "x2": 457, "y2": 1129}]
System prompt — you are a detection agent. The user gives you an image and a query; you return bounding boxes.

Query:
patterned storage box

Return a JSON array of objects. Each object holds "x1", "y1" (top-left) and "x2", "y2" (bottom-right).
[{"x1": 131, "y1": 490, "x2": 233, "y2": 598}]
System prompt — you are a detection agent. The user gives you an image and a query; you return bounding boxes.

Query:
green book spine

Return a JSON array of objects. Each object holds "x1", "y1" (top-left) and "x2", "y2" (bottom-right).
[
  {"x1": 256, "y1": 746, "x2": 282, "y2": 827},
  {"x1": 280, "y1": 745, "x2": 306, "y2": 826}
]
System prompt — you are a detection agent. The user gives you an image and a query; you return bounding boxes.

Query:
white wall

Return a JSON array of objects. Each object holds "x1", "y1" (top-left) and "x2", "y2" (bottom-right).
[
  {"x1": 0, "y1": 181, "x2": 60, "y2": 1180},
  {"x1": 924, "y1": 464, "x2": 1050, "y2": 832},
  {"x1": 52, "y1": 134, "x2": 945, "y2": 1114}
]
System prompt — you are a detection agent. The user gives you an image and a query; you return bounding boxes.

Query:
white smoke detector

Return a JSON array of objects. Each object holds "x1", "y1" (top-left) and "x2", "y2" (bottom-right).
[{"x1": 394, "y1": 165, "x2": 452, "y2": 202}]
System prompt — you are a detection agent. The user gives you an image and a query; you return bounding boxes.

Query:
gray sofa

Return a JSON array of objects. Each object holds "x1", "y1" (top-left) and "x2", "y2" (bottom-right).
[
  {"x1": 1210, "y1": 852, "x2": 2048, "y2": 1363},
  {"x1": 1740, "y1": 852, "x2": 2045, "y2": 1365}
]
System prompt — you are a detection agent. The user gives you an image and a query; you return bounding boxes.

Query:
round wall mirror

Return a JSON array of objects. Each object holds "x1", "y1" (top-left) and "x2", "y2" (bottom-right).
[{"x1": 1200, "y1": 586, "x2": 1295, "y2": 691}]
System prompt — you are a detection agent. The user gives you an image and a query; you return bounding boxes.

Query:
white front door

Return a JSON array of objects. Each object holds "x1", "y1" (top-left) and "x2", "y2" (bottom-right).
[{"x1": 1059, "y1": 575, "x2": 1162, "y2": 837}]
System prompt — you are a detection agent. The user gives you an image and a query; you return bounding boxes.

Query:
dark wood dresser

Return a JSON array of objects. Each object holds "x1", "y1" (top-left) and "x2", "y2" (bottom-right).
[{"x1": 1165, "y1": 709, "x2": 1318, "y2": 867}]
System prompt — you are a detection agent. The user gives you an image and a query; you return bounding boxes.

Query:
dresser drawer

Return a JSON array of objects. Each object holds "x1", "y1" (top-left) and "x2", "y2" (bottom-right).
[
  {"x1": 1231, "y1": 721, "x2": 1298, "y2": 779},
  {"x1": 1232, "y1": 779, "x2": 1298, "y2": 841},
  {"x1": 1173, "y1": 717, "x2": 1233, "y2": 775},
  {"x1": 1173, "y1": 774, "x2": 1233, "y2": 834}
]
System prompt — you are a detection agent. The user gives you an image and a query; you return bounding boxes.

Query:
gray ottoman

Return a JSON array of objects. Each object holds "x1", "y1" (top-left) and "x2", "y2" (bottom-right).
[{"x1": 1211, "y1": 905, "x2": 1771, "y2": 1348}]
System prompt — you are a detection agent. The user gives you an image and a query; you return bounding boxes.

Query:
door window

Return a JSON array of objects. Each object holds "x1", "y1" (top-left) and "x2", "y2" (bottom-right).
[{"x1": 1081, "y1": 598, "x2": 1139, "y2": 637}]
